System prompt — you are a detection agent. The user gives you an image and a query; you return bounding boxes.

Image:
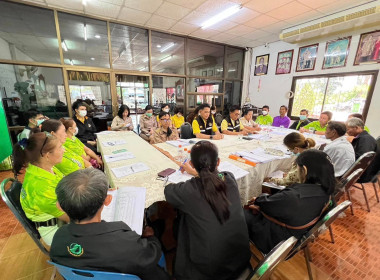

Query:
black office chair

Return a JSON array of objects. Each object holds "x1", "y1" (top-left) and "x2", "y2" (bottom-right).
[
  {"x1": 246, "y1": 236, "x2": 298, "y2": 280},
  {"x1": 180, "y1": 122, "x2": 194, "y2": 139},
  {"x1": 0, "y1": 178, "x2": 49, "y2": 256},
  {"x1": 286, "y1": 200, "x2": 352, "y2": 280}
]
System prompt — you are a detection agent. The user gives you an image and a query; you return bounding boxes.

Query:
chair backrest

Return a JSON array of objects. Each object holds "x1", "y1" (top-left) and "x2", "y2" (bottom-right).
[
  {"x1": 214, "y1": 113, "x2": 223, "y2": 126},
  {"x1": 0, "y1": 178, "x2": 49, "y2": 256},
  {"x1": 335, "y1": 168, "x2": 363, "y2": 200},
  {"x1": 48, "y1": 261, "x2": 141, "y2": 280},
  {"x1": 286, "y1": 200, "x2": 352, "y2": 260},
  {"x1": 339, "y1": 151, "x2": 376, "y2": 182},
  {"x1": 180, "y1": 122, "x2": 194, "y2": 139},
  {"x1": 248, "y1": 236, "x2": 297, "y2": 280}
]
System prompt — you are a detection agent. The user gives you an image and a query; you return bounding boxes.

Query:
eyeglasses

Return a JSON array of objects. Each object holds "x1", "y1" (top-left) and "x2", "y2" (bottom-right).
[
  {"x1": 40, "y1": 132, "x2": 52, "y2": 156},
  {"x1": 160, "y1": 119, "x2": 170, "y2": 123}
]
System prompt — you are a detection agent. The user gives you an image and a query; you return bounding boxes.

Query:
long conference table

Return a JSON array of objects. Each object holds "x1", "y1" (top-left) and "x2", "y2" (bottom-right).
[{"x1": 97, "y1": 128, "x2": 329, "y2": 207}]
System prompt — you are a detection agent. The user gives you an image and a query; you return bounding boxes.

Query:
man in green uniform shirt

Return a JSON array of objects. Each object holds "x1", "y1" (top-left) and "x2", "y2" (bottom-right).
[
  {"x1": 256, "y1": 105, "x2": 273, "y2": 126},
  {"x1": 300, "y1": 111, "x2": 332, "y2": 135}
]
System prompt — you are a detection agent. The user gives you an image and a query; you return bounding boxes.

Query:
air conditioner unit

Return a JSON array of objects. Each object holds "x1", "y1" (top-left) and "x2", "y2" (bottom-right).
[
  {"x1": 187, "y1": 55, "x2": 217, "y2": 68},
  {"x1": 280, "y1": 1, "x2": 380, "y2": 43}
]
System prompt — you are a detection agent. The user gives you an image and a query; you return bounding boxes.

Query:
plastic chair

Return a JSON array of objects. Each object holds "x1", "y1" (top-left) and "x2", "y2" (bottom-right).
[
  {"x1": 0, "y1": 178, "x2": 49, "y2": 256},
  {"x1": 335, "y1": 169, "x2": 363, "y2": 215},
  {"x1": 48, "y1": 261, "x2": 141, "y2": 280},
  {"x1": 247, "y1": 236, "x2": 298, "y2": 280},
  {"x1": 337, "y1": 151, "x2": 376, "y2": 212},
  {"x1": 286, "y1": 200, "x2": 352, "y2": 280},
  {"x1": 180, "y1": 122, "x2": 194, "y2": 139}
]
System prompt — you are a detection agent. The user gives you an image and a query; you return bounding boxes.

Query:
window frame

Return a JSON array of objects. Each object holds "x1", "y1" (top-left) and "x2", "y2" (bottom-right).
[{"x1": 288, "y1": 70, "x2": 379, "y2": 122}]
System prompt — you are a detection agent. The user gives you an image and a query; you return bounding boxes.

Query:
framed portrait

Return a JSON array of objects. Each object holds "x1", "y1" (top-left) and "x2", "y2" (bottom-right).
[
  {"x1": 227, "y1": 61, "x2": 239, "y2": 78},
  {"x1": 275, "y1": 50, "x2": 293, "y2": 75},
  {"x1": 296, "y1": 44, "x2": 319, "y2": 72},
  {"x1": 254, "y1": 54, "x2": 269, "y2": 76},
  {"x1": 323, "y1": 37, "x2": 351, "y2": 69},
  {"x1": 202, "y1": 70, "x2": 207, "y2": 77},
  {"x1": 354, "y1": 30, "x2": 380, "y2": 65},
  {"x1": 208, "y1": 69, "x2": 214, "y2": 76}
]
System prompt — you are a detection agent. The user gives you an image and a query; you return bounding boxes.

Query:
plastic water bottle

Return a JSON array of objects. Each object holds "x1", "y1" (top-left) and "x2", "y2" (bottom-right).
[{"x1": 177, "y1": 145, "x2": 184, "y2": 162}]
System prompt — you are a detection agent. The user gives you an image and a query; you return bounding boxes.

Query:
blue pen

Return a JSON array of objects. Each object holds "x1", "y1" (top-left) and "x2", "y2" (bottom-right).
[{"x1": 179, "y1": 159, "x2": 188, "y2": 172}]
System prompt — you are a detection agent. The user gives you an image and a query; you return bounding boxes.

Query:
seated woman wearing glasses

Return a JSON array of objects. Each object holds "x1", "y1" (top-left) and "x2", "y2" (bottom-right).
[
  {"x1": 165, "y1": 141, "x2": 250, "y2": 280},
  {"x1": 150, "y1": 111, "x2": 179, "y2": 144},
  {"x1": 13, "y1": 132, "x2": 70, "y2": 246},
  {"x1": 41, "y1": 120, "x2": 91, "y2": 175},
  {"x1": 265, "y1": 132, "x2": 315, "y2": 187},
  {"x1": 244, "y1": 149, "x2": 334, "y2": 254}
]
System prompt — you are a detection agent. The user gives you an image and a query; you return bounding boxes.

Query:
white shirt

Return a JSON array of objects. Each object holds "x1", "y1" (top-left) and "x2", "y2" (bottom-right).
[
  {"x1": 239, "y1": 117, "x2": 257, "y2": 128},
  {"x1": 324, "y1": 136, "x2": 355, "y2": 177}
]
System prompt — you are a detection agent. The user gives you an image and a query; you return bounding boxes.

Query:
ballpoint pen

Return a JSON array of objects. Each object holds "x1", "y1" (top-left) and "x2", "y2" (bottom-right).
[{"x1": 179, "y1": 159, "x2": 188, "y2": 172}]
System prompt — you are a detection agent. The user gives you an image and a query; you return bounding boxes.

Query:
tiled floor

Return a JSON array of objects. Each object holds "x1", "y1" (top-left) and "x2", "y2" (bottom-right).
[{"x1": 1, "y1": 169, "x2": 379, "y2": 280}]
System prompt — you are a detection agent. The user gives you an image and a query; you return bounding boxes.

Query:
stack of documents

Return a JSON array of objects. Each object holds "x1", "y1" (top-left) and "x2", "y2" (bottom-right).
[
  {"x1": 102, "y1": 140, "x2": 127, "y2": 147},
  {"x1": 103, "y1": 151, "x2": 135, "y2": 163},
  {"x1": 167, "y1": 170, "x2": 194, "y2": 183},
  {"x1": 111, "y1": 162, "x2": 150, "y2": 178},
  {"x1": 101, "y1": 187, "x2": 146, "y2": 235},
  {"x1": 218, "y1": 161, "x2": 249, "y2": 180},
  {"x1": 236, "y1": 148, "x2": 290, "y2": 163},
  {"x1": 166, "y1": 139, "x2": 191, "y2": 147}
]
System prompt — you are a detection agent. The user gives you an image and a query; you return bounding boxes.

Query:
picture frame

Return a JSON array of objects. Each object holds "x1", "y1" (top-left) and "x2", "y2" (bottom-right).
[
  {"x1": 254, "y1": 54, "x2": 269, "y2": 76},
  {"x1": 296, "y1": 44, "x2": 319, "y2": 72},
  {"x1": 275, "y1": 50, "x2": 294, "y2": 75},
  {"x1": 227, "y1": 61, "x2": 239, "y2": 79},
  {"x1": 208, "y1": 69, "x2": 214, "y2": 76},
  {"x1": 354, "y1": 30, "x2": 380, "y2": 65},
  {"x1": 202, "y1": 70, "x2": 207, "y2": 77},
  {"x1": 323, "y1": 37, "x2": 351, "y2": 69}
]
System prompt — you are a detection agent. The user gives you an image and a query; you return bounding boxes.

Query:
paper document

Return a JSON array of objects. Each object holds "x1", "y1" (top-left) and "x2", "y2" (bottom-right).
[
  {"x1": 96, "y1": 131, "x2": 114, "y2": 135},
  {"x1": 167, "y1": 170, "x2": 193, "y2": 183},
  {"x1": 101, "y1": 187, "x2": 146, "y2": 235},
  {"x1": 247, "y1": 134, "x2": 266, "y2": 140},
  {"x1": 218, "y1": 161, "x2": 249, "y2": 180},
  {"x1": 111, "y1": 162, "x2": 150, "y2": 178},
  {"x1": 262, "y1": 182, "x2": 286, "y2": 190},
  {"x1": 268, "y1": 170, "x2": 284, "y2": 179},
  {"x1": 104, "y1": 152, "x2": 135, "y2": 163},
  {"x1": 102, "y1": 140, "x2": 127, "y2": 147},
  {"x1": 166, "y1": 140, "x2": 191, "y2": 147}
]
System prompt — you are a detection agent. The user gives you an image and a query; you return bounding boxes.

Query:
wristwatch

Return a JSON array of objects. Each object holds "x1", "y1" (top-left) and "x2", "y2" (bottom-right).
[{"x1": 210, "y1": 135, "x2": 213, "y2": 139}]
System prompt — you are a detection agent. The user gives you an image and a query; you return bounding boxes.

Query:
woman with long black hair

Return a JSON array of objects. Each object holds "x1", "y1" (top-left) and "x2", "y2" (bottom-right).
[{"x1": 164, "y1": 141, "x2": 250, "y2": 280}]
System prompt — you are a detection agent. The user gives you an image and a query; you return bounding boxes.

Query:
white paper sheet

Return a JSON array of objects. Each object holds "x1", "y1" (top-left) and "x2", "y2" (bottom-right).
[
  {"x1": 103, "y1": 152, "x2": 135, "y2": 163},
  {"x1": 262, "y1": 182, "x2": 286, "y2": 190},
  {"x1": 166, "y1": 140, "x2": 191, "y2": 147},
  {"x1": 268, "y1": 170, "x2": 285, "y2": 179},
  {"x1": 167, "y1": 170, "x2": 193, "y2": 183},
  {"x1": 101, "y1": 187, "x2": 146, "y2": 235},
  {"x1": 102, "y1": 140, "x2": 127, "y2": 147},
  {"x1": 111, "y1": 162, "x2": 150, "y2": 178},
  {"x1": 247, "y1": 134, "x2": 266, "y2": 139},
  {"x1": 96, "y1": 131, "x2": 114, "y2": 135},
  {"x1": 218, "y1": 161, "x2": 249, "y2": 180}
]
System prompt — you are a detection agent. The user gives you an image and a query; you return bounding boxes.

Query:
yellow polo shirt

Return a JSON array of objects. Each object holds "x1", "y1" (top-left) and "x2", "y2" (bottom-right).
[
  {"x1": 192, "y1": 117, "x2": 218, "y2": 134},
  {"x1": 20, "y1": 164, "x2": 65, "y2": 222},
  {"x1": 171, "y1": 114, "x2": 185, "y2": 129}
]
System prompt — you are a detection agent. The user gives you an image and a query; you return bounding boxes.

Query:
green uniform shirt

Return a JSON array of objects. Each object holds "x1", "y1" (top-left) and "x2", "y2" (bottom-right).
[
  {"x1": 364, "y1": 126, "x2": 370, "y2": 134},
  {"x1": 256, "y1": 115, "x2": 273, "y2": 126},
  {"x1": 55, "y1": 148, "x2": 85, "y2": 176},
  {"x1": 20, "y1": 164, "x2": 65, "y2": 222},
  {"x1": 63, "y1": 136, "x2": 86, "y2": 157},
  {"x1": 303, "y1": 121, "x2": 327, "y2": 131}
]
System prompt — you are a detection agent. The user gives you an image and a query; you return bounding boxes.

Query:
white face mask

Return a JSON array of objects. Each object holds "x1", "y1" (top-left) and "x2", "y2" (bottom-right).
[
  {"x1": 73, "y1": 127, "x2": 79, "y2": 135},
  {"x1": 262, "y1": 111, "x2": 268, "y2": 116},
  {"x1": 177, "y1": 113, "x2": 182, "y2": 117},
  {"x1": 163, "y1": 108, "x2": 170, "y2": 113},
  {"x1": 78, "y1": 110, "x2": 87, "y2": 117},
  {"x1": 211, "y1": 111, "x2": 216, "y2": 115}
]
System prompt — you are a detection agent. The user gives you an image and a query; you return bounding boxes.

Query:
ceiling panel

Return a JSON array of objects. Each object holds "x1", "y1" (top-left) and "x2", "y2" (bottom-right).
[
  {"x1": 244, "y1": 0, "x2": 293, "y2": 13},
  {"x1": 165, "y1": 0, "x2": 208, "y2": 10},
  {"x1": 170, "y1": 22, "x2": 200, "y2": 35},
  {"x1": 245, "y1": 14, "x2": 280, "y2": 29},
  {"x1": 155, "y1": 2, "x2": 191, "y2": 20},
  {"x1": 117, "y1": 7, "x2": 152, "y2": 25},
  {"x1": 269, "y1": 1, "x2": 312, "y2": 21},
  {"x1": 124, "y1": 0, "x2": 163, "y2": 13},
  {"x1": 145, "y1": 15, "x2": 177, "y2": 30}
]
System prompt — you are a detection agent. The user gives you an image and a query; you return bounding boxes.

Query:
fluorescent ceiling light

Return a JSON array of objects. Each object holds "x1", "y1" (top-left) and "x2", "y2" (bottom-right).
[
  {"x1": 161, "y1": 55, "x2": 172, "y2": 62},
  {"x1": 61, "y1": 40, "x2": 68, "y2": 52},
  {"x1": 157, "y1": 44, "x2": 161, "y2": 48},
  {"x1": 90, "y1": 57, "x2": 95, "y2": 61},
  {"x1": 201, "y1": 5, "x2": 242, "y2": 29},
  {"x1": 84, "y1": 24, "x2": 87, "y2": 41},
  {"x1": 95, "y1": 34, "x2": 101, "y2": 39},
  {"x1": 160, "y1": 42, "x2": 175, "y2": 53},
  {"x1": 82, "y1": 0, "x2": 87, "y2": 6},
  {"x1": 70, "y1": 60, "x2": 74, "y2": 66}
]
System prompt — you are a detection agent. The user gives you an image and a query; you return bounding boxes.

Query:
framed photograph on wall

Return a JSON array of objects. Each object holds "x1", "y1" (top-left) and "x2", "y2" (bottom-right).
[
  {"x1": 296, "y1": 44, "x2": 318, "y2": 72},
  {"x1": 323, "y1": 37, "x2": 351, "y2": 69},
  {"x1": 354, "y1": 30, "x2": 380, "y2": 65},
  {"x1": 254, "y1": 54, "x2": 269, "y2": 76},
  {"x1": 275, "y1": 50, "x2": 293, "y2": 74}
]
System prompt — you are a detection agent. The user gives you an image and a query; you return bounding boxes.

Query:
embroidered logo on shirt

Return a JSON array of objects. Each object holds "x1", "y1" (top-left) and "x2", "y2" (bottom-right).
[{"x1": 67, "y1": 243, "x2": 84, "y2": 257}]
